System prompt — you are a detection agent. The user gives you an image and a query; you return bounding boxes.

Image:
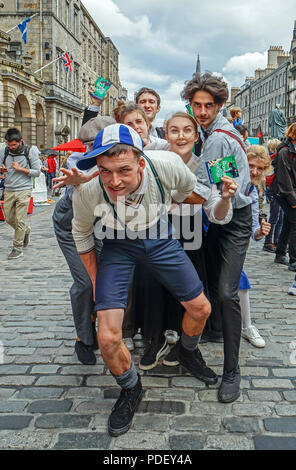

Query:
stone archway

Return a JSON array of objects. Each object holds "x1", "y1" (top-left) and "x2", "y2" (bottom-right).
[
  {"x1": 14, "y1": 94, "x2": 32, "y2": 143},
  {"x1": 36, "y1": 102, "x2": 46, "y2": 150}
]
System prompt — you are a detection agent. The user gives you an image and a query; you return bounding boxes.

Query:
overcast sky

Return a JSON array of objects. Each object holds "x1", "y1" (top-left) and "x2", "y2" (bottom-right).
[{"x1": 83, "y1": 0, "x2": 296, "y2": 125}]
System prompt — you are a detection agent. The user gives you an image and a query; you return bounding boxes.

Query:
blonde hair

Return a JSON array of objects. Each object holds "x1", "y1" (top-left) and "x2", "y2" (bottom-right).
[
  {"x1": 267, "y1": 138, "x2": 280, "y2": 154},
  {"x1": 246, "y1": 145, "x2": 272, "y2": 184},
  {"x1": 113, "y1": 100, "x2": 150, "y2": 128},
  {"x1": 164, "y1": 111, "x2": 198, "y2": 134},
  {"x1": 230, "y1": 107, "x2": 242, "y2": 118},
  {"x1": 286, "y1": 122, "x2": 296, "y2": 141}
]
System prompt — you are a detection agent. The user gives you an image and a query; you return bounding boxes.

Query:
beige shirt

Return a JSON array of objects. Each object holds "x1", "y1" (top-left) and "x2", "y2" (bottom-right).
[{"x1": 72, "y1": 150, "x2": 197, "y2": 254}]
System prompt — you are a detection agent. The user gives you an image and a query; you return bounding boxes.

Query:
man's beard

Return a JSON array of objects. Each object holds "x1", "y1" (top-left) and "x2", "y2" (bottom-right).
[{"x1": 9, "y1": 142, "x2": 25, "y2": 155}]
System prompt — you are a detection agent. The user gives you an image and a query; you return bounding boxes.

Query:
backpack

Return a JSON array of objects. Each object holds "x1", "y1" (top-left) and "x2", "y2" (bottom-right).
[{"x1": 3, "y1": 146, "x2": 32, "y2": 168}]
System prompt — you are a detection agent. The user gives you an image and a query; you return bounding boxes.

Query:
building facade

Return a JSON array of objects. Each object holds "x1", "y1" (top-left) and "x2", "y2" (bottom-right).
[
  {"x1": 0, "y1": 0, "x2": 127, "y2": 148},
  {"x1": 226, "y1": 46, "x2": 289, "y2": 140}
]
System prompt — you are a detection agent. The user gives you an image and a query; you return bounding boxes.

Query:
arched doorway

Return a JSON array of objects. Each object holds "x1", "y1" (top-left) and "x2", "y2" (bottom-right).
[
  {"x1": 36, "y1": 103, "x2": 46, "y2": 150},
  {"x1": 14, "y1": 94, "x2": 32, "y2": 143}
]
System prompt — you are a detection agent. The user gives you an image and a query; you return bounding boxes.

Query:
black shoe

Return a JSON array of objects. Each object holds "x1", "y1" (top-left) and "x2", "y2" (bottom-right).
[
  {"x1": 262, "y1": 244, "x2": 276, "y2": 253},
  {"x1": 108, "y1": 375, "x2": 144, "y2": 437},
  {"x1": 163, "y1": 343, "x2": 180, "y2": 366},
  {"x1": 218, "y1": 366, "x2": 241, "y2": 403},
  {"x1": 200, "y1": 331, "x2": 224, "y2": 344},
  {"x1": 274, "y1": 255, "x2": 289, "y2": 266},
  {"x1": 139, "y1": 335, "x2": 169, "y2": 370},
  {"x1": 178, "y1": 343, "x2": 218, "y2": 385},
  {"x1": 75, "y1": 340, "x2": 96, "y2": 365}
]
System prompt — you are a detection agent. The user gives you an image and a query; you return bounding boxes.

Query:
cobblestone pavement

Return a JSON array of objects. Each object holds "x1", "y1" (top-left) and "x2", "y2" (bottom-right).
[{"x1": 0, "y1": 201, "x2": 296, "y2": 451}]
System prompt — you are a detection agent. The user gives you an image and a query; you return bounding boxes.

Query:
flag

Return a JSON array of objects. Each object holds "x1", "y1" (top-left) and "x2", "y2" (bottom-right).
[
  {"x1": 62, "y1": 52, "x2": 73, "y2": 74},
  {"x1": 17, "y1": 17, "x2": 31, "y2": 44}
]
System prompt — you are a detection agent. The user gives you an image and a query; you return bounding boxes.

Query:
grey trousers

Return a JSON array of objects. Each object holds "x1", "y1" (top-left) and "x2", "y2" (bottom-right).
[
  {"x1": 52, "y1": 194, "x2": 135, "y2": 344},
  {"x1": 52, "y1": 194, "x2": 102, "y2": 345}
]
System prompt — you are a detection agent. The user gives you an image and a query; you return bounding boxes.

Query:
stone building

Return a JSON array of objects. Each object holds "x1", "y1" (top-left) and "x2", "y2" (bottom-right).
[
  {"x1": 287, "y1": 21, "x2": 296, "y2": 126},
  {"x1": 226, "y1": 46, "x2": 289, "y2": 139},
  {"x1": 0, "y1": 0, "x2": 127, "y2": 148}
]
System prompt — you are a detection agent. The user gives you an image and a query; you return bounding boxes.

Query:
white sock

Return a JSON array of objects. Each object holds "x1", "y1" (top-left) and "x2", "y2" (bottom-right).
[{"x1": 238, "y1": 289, "x2": 252, "y2": 330}]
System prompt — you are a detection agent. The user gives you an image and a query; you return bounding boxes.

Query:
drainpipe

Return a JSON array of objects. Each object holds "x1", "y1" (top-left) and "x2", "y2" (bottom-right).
[{"x1": 40, "y1": 0, "x2": 43, "y2": 79}]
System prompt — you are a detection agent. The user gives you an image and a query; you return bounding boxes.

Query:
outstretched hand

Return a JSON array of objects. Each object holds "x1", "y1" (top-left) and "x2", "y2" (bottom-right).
[
  {"x1": 52, "y1": 167, "x2": 99, "y2": 189},
  {"x1": 221, "y1": 176, "x2": 238, "y2": 200}
]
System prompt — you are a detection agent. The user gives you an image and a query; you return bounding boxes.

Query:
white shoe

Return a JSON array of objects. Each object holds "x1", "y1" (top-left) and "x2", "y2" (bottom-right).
[
  {"x1": 288, "y1": 282, "x2": 296, "y2": 295},
  {"x1": 164, "y1": 329, "x2": 179, "y2": 345},
  {"x1": 123, "y1": 337, "x2": 135, "y2": 351},
  {"x1": 241, "y1": 325, "x2": 265, "y2": 348}
]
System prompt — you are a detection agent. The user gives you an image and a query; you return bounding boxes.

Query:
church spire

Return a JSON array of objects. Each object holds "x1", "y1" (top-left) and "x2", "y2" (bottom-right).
[{"x1": 196, "y1": 53, "x2": 201, "y2": 74}]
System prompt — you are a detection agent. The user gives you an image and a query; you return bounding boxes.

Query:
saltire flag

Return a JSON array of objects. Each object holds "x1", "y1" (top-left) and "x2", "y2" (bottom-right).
[
  {"x1": 17, "y1": 17, "x2": 31, "y2": 44},
  {"x1": 62, "y1": 52, "x2": 73, "y2": 74}
]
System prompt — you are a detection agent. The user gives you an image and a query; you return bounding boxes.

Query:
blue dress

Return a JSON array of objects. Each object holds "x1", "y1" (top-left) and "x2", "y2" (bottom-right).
[{"x1": 239, "y1": 185, "x2": 261, "y2": 290}]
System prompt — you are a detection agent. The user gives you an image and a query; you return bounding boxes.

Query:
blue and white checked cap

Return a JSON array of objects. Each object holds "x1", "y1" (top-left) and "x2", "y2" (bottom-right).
[{"x1": 77, "y1": 123, "x2": 144, "y2": 171}]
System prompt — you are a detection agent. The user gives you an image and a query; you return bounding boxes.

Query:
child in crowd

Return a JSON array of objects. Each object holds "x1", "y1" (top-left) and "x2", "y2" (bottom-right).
[
  {"x1": 263, "y1": 138, "x2": 283, "y2": 253},
  {"x1": 240, "y1": 145, "x2": 271, "y2": 347},
  {"x1": 230, "y1": 107, "x2": 243, "y2": 127}
]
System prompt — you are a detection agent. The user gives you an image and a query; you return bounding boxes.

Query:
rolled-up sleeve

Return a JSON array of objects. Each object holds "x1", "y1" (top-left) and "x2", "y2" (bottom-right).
[
  {"x1": 203, "y1": 185, "x2": 233, "y2": 224},
  {"x1": 72, "y1": 184, "x2": 97, "y2": 254}
]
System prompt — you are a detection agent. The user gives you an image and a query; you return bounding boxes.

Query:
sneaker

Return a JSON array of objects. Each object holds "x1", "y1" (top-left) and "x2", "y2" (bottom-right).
[
  {"x1": 23, "y1": 227, "x2": 31, "y2": 248},
  {"x1": 288, "y1": 262, "x2": 296, "y2": 272},
  {"x1": 108, "y1": 375, "x2": 144, "y2": 437},
  {"x1": 164, "y1": 329, "x2": 179, "y2": 345},
  {"x1": 241, "y1": 325, "x2": 266, "y2": 348},
  {"x1": 178, "y1": 342, "x2": 218, "y2": 385},
  {"x1": 274, "y1": 255, "x2": 289, "y2": 266},
  {"x1": 139, "y1": 335, "x2": 169, "y2": 370},
  {"x1": 218, "y1": 366, "x2": 241, "y2": 403},
  {"x1": 7, "y1": 249, "x2": 23, "y2": 260},
  {"x1": 123, "y1": 337, "x2": 135, "y2": 351},
  {"x1": 288, "y1": 277, "x2": 296, "y2": 295},
  {"x1": 262, "y1": 243, "x2": 276, "y2": 253},
  {"x1": 75, "y1": 340, "x2": 96, "y2": 365},
  {"x1": 163, "y1": 343, "x2": 180, "y2": 366}
]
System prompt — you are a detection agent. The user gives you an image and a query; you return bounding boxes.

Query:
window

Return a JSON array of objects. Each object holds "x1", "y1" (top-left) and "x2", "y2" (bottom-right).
[{"x1": 56, "y1": 111, "x2": 62, "y2": 126}]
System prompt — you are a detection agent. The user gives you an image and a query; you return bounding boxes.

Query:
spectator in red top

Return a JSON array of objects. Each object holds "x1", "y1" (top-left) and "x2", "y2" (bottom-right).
[
  {"x1": 46, "y1": 154, "x2": 57, "y2": 193},
  {"x1": 263, "y1": 138, "x2": 283, "y2": 253}
]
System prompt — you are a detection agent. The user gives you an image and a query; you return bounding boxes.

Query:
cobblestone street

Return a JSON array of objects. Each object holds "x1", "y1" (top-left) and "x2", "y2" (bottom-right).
[{"x1": 0, "y1": 202, "x2": 296, "y2": 451}]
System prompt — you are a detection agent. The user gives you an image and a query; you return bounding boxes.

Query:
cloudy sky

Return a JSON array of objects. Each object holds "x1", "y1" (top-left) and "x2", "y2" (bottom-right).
[{"x1": 83, "y1": 0, "x2": 296, "y2": 125}]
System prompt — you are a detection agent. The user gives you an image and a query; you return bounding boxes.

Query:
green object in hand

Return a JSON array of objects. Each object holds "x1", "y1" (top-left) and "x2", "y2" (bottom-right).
[{"x1": 90, "y1": 76, "x2": 112, "y2": 100}]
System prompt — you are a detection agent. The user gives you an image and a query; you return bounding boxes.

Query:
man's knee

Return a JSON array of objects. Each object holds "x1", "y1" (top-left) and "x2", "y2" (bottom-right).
[
  {"x1": 183, "y1": 293, "x2": 211, "y2": 322},
  {"x1": 98, "y1": 329, "x2": 122, "y2": 355},
  {"x1": 97, "y1": 309, "x2": 123, "y2": 355}
]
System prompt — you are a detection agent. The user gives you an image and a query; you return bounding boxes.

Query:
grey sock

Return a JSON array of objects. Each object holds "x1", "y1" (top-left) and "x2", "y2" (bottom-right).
[
  {"x1": 112, "y1": 362, "x2": 138, "y2": 390},
  {"x1": 181, "y1": 331, "x2": 201, "y2": 351}
]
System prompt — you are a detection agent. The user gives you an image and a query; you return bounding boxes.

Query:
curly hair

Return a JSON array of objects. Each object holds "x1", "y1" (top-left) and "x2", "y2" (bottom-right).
[
  {"x1": 246, "y1": 145, "x2": 272, "y2": 184},
  {"x1": 181, "y1": 73, "x2": 229, "y2": 105}
]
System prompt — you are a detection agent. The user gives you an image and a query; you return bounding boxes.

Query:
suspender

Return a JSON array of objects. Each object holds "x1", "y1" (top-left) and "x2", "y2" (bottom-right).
[
  {"x1": 98, "y1": 154, "x2": 165, "y2": 228},
  {"x1": 211, "y1": 129, "x2": 247, "y2": 154}
]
